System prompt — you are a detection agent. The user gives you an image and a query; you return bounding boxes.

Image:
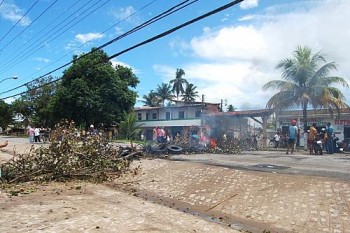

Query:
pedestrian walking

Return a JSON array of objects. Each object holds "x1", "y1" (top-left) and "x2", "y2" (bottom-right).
[{"x1": 286, "y1": 119, "x2": 298, "y2": 155}]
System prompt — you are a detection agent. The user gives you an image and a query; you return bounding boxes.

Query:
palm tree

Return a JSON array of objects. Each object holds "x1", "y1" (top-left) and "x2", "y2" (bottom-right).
[
  {"x1": 263, "y1": 45, "x2": 349, "y2": 131},
  {"x1": 141, "y1": 90, "x2": 161, "y2": 107},
  {"x1": 120, "y1": 112, "x2": 143, "y2": 150},
  {"x1": 227, "y1": 104, "x2": 236, "y2": 112},
  {"x1": 170, "y1": 68, "x2": 188, "y2": 100},
  {"x1": 181, "y1": 83, "x2": 199, "y2": 102},
  {"x1": 155, "y1": 82, "x2": 174, "y2": 106}
]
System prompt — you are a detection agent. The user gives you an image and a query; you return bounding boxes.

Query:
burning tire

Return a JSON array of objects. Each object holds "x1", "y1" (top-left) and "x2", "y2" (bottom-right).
[{"x1": 167, "y1": 145, "x2": 183, "y2": 154}]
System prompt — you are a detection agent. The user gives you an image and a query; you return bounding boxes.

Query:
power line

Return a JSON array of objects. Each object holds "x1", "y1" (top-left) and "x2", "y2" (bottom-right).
[
  {"x1": 0, "y1": 0, "x2": 68, "y2": 65},
  {"x1": 0, "y1": 0, "x2": 105, "y2": 73},
  {"x1": 1, "y1": 0, "x2": 243, "y2": 101},
  {"x1": 14, "y1": 0, "x2": 159, "y2": 85},
  {"x1": 0, "y1": 0, "x2": 196, "y2": 96},
  {"x1": 0, "y1": 0, "x2": 39, "y2": 44}
]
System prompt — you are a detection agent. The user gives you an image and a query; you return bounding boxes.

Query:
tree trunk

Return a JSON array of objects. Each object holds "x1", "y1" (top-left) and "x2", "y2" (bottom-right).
[{"x1": 303, "y1": 107, "x2": 307, "y2": 132}]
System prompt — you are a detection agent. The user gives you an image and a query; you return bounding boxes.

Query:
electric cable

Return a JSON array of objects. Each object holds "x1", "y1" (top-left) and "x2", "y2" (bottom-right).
[
  {"x1": 15, "y1": 0, "x2": 159, "y2": 84},
  {"x1": 1, "y1": 0, "x2": 244, "y2": 101},
  {"x1": 0, "y1": 0, "x2": 39, "y2": 44},
  {"x1": 0, "y1": 0, "x2": 84, "y2": 67},
  {"x1": 0, "y1": 0, "x2": 106, "y2": 72},
  {"x1": 1, "y1": 0, "x2": 243, "y2": 100},
  {"x1": 0, "y1": 0, "x2": 196, "y2": 95}
]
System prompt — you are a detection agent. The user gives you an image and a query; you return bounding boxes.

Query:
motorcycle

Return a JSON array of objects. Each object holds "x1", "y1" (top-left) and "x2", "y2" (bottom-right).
[
  {"x1": 313, "y1": 131, "x2": 325, "y2": 155},
  {"x1": 313, "y1": 138, "x2": 323, "y2": 155}
]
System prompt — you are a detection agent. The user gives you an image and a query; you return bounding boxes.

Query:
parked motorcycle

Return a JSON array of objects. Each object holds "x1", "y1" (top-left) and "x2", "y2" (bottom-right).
[
  {"x1": 313, "y1": 138, "x2": 323, "y2": 155},
  {"x1": 335, "y1": 139, "x2": 349, "y2": 153}
]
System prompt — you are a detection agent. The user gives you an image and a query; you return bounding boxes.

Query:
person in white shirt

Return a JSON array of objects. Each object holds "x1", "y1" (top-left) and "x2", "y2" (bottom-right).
[
  {"x1": 273, "y1": 132, "x2": 280, "y2": 148},
  {"x1": 34, "y1": 127, "x2": 41, "y2": 143}
]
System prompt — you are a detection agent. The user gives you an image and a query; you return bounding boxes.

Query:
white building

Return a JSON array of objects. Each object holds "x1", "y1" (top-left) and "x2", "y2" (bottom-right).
[{"x1": 134, "y1": 101, "x2": 220, "y2": 140}]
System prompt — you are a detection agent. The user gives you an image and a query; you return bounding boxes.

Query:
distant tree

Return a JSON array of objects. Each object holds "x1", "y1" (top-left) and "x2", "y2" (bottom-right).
[
  {"x1": 170, "y1": 68, "x2": 188, "y2": 100},
  {"x1": 0, "y1": 100, "x2": 12, "y2": 130},
  {"x1": 263, "y1": 45, "x2": 349, "y2": 131},
  {"x1": 141, "y1": 90, "x2": 161, "y2": 107},
  {"x1": 155, "y1": 82, "x2": 174, "y2": 106},
  {"x1": 14, "y1": 76, "x2": 59, "y2": 127},
  {"x1": 52, "y1": 48, "x2": 139, "y2": 128},
  {"x1": 10, "y1": 99, "x2": 32, "y2": 127},
  {"x1": 181, "y1": 83, "x2": 199, "y2": 102},
  {"x1": 227, "y1": 104, "x2": 236, "y2": 112}
]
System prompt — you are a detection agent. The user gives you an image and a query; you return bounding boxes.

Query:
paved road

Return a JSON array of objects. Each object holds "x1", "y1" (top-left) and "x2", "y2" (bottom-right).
[
  {"x1": 1, "y1": 135, "x2": 350, "y2": 232},
  {"x1": 170, "y1": 150, "x2": 350, "y2": 181},
  {"x1": 2, "y1": 135, "x2": 349, "y2": 180}
]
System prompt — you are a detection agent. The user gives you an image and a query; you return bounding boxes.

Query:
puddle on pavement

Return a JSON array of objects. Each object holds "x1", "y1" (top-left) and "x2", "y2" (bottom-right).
[{"x1": 251, "y1": 164, "x2": 290, "y2": 170}]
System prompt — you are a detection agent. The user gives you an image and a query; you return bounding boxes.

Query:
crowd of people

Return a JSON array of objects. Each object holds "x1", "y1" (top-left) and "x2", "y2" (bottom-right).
[
  {"x1": 273, "y1": 120, "x2": 337, "y2": 155},
  {"x1": 152, "y1": 126, "x2": 170, "y2": 143},
  {"x1": 27, "y1": 126, "x2": 51, "y2": 143}
]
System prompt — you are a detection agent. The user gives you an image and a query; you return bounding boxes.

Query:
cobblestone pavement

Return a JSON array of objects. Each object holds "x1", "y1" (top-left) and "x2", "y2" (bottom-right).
[
  {"x1": 117, "y1": 159, "x2": 350, "y2": 233},
  {"x1": 1, "y1": 138, "x2": 350, "y2": 232},
  {"x1": 0, "y1": 182, "x2": 237, "y2": 233}
]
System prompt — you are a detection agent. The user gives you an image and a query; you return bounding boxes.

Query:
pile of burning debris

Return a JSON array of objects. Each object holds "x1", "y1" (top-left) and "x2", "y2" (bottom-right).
[
  {"x1": 143, "y1": 133, "x2": 248, "y2": 156},
  {"x1": 0, "y1": 121, "x2": 139, "y2": 186}
]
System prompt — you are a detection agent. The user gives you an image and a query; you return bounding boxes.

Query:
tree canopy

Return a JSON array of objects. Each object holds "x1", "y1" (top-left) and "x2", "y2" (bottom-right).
[
  {"x1": 52, "y1": 48, "x2": 139, "y2": 128},
  {"x1": 182, "y1": 83, "x2": 199, "y2": 102},
  {"x1": 170, "y1": 68, "x2": 188, "y2": 100},
  {"x1": 0, "y1": 100, "x2": 12, "y2": 130},
  {"x1": 263, "y1": 45, "x2": 349, "y2": 130},
  {"x1": 155, "y1": 82, "x2": 174, "y2": 106}
]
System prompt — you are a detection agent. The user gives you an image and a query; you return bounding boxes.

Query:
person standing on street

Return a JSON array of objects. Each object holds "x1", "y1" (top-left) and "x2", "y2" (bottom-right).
[
  {"x1": 34, "y1": 127, "x2": 41, "y2": 143},
  {"x1": 286, "y1": 119, "x2": 298, "y2": 155},
  {"x1": 326, "y1": 122, "x2": 334, "y2": 154},
  {"x1": 308, "y1": 123, "x2": 318, "y2": 155},
  {"x1": 28, "y1": 126, "x2": 35, "y2": 144},
  {"x1": 273, "y1": 131, "x2": 280, "y2": 148}
]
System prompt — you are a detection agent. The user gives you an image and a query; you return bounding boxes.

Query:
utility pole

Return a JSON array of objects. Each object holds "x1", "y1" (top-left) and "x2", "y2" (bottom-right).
[{"x1": 201, "y1": 94, "x2": 205, "y2": 135}]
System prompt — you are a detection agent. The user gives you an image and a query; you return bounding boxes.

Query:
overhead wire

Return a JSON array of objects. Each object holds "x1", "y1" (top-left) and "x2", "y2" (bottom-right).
[
  {"x1": 0, "y1": 0, "x2": 73, "y2": 66},
  {"x1": 0, "y1": 0, "x2": 195, "y2": 95},
  {"x1": 1, "y1": 0, "x2": 244, "y2": 101},
  {"x1": 15, "y1": 0, "x2": 159, "y2": 84},
  {"x1": 0, "y1": 0, "x2": 40, "y2": 44},
  {"x1": 0, "y1": 0, "x2": 105, "y2": 73}
]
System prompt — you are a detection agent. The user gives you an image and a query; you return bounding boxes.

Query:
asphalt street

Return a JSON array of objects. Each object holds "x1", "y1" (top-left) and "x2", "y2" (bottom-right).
[
  {"x1": 170, "y1": 150, "x2": 350, "y2": 181},
  {"x1": 1, "y1": 135, "x2": 349, "y2": 181}
]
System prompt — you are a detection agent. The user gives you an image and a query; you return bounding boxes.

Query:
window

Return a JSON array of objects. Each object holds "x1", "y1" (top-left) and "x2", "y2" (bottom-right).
[
  {"x1": 195, "y1": 111, "x2": 201, "y2": 118},
  {"x1": 179, "y1": 111, "x2": 184, "y2": 119},
  {"x1": 137, "y1": 113, "x2": 142, "y2": 121},
  {"x1": 146, "y1": 113, "x2": 149, "y2": 120},
  {"x1": 166, "y1": 112, "x2": 171, "y2": 120},
  {"x1": 152, "y1": 113, "x2": 157, "y2": 120}
]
